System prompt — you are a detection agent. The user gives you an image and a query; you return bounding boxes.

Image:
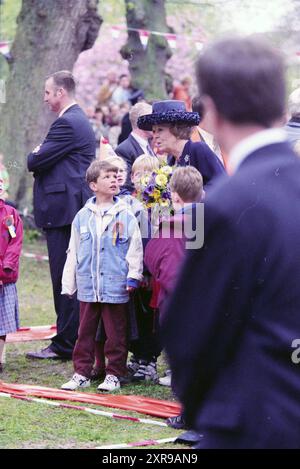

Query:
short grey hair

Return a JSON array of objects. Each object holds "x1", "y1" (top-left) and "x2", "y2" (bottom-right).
[
  {"x1": 47, "y1": 70, "x2": 76, "y2": 96},
  {"x1": 129, "y1": 102, "x2": 152, "y2": 129},
  {"x1": 288, "y1": 88, "x2": 300, "y2": 119}
]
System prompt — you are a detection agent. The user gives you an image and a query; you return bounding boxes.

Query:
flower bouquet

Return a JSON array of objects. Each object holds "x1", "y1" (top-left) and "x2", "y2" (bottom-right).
[{"x1": 136, "y1": 164, "x2": 174, "y2": 219}]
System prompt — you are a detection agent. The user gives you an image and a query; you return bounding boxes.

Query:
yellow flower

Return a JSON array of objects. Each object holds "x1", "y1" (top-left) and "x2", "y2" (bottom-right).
[
  {"x1": 160, "y1": 199, "x2": 170, "y2": 207},
  {"x1": 155, "y1": 174, "x2": 168, "y2": 186},
  {"x1": 160, "y1": 165, "x2": 172, "y2": 175},
  {"x1": 141, "y1": 175, "x2": 150, "y2": 186},
  {"x1": 152, "y1": 189, "x2": 160, "y2": 200}
]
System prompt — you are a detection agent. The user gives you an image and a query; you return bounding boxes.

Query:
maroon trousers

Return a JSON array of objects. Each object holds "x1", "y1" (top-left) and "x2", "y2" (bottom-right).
[{"x1": 73, "y1": 302, "x2": 128, "y2": 378}]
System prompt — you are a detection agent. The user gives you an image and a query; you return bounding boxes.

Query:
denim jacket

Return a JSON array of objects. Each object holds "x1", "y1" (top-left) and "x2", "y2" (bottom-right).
[{"x1": 61, "y1": 196, "x2": 143, "y2": 303}]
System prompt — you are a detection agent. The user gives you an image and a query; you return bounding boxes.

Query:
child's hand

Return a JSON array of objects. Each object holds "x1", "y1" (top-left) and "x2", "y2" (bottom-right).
[{"x1": 126, "y1": 286, "x2": 136, "y2": 293}]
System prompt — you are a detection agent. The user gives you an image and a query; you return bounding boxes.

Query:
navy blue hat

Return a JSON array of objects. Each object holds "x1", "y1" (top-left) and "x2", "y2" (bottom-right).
[{"x1": 137, "y1": 100, "x2": 200, "y2": 130}]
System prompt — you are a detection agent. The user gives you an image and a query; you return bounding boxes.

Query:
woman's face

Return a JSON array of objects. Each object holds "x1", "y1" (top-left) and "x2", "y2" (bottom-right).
[{"x1": 153, "y1": 124, "x2": 178, "y2": 154}]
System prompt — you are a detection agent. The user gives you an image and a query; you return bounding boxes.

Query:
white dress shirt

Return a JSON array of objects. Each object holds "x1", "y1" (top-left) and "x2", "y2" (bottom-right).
[
  {"x1": 228, "y1": 128, "x2": 287, "y2": 174},
  {"x1": 131, "y1": 131, "x2": 155, "y2": 156},
  {"x1": 58, "y1": 101, "x2": 77, "y2": 118}
]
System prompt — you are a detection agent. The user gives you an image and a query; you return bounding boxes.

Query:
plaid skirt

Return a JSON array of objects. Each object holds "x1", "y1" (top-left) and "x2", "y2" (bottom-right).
[{"x1": 0, "y1": 283, "x2": 20, "y2": 335}]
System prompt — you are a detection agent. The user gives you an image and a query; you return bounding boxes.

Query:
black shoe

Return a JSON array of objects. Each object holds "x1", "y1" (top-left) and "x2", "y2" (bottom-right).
[
  {"x1": 119, "y1": 375, "x2": 132, "y2": 386},
  {"x1": 167, "y1": 414, "x2": 186, "y2": 430},
  {"x1": 25, "y1": 346, "x2": 65, "y2": 360},
  {"x1": 90, "y1": 367, "x2": 105, "y2": 381},
  {"x1": 175, "y1": 430, "x2": 203, "y2": 445}
]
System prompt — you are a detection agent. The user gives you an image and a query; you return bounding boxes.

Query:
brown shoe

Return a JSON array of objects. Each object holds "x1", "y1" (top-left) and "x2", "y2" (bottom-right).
[{"x1": 25, "y1": 346, "x2": 63, "y2": 360}]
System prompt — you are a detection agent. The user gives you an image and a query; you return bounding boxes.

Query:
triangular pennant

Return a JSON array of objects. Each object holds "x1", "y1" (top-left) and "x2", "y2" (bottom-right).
[
  {"x1": 0, "y1": 42, "x2": 10, "y2": 56},
  {"x1": 111, "y1": 26, "x2": 121, "y2": 39},
  {"x1": 138, "y1": 30, "x2": 150, "y2": 48},
  {"x1": 166, "y1": 33, "x2": 177, "y2": 49}
]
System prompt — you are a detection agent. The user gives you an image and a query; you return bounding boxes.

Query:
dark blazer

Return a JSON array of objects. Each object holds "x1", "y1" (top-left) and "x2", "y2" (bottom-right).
[
  {"x1": 115, "y1": 133, "x2": 145, "y2": 193},
  {"x1": 168, "y1": 140, "x2": 226, "y2": 191},
  {"x1": 162, "y1": 141, "x2": 300, "y2": 448},
  {"x1": 27, "y1": 104, "x2": 96, "y2": 228},
  {"x1": 118, "y1": 112, "x2": 132, "y2": 145}
]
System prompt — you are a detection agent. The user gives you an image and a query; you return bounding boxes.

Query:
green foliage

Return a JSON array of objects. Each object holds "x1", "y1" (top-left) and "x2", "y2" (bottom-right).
[
  {"x1": 99, "y1": 0, "x2": 125, "y2": 23},
  {"x1": 23, "y1": 228, "x2": 42, "y2": 244},
  {"x1": 0, "y1": 0, "x2": 22, "y2": 40}
]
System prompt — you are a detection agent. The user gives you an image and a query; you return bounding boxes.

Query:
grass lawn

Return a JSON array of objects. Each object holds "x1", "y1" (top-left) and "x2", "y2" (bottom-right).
[{"x1": 0, "y1": 234, "x2": 186, "y2": 449}]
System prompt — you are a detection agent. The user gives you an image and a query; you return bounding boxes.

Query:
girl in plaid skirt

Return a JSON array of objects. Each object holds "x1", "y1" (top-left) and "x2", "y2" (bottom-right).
[{"x1": 0, "y1": 178, "x2": 23, "y2": 372}]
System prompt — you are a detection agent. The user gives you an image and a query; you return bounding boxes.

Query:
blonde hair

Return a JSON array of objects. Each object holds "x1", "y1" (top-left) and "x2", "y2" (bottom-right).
[
  {"x1": 105, "y1": 155, "x2": 127, "y2": 171},
  {"x1": 170, "y1": 166, "x2": 203, "y2": 202},
  {"x1": 131, "y1": 154, "x2": 159, "y2": 175},
  {"x1": 288, "y1": 88, "x2": 300, "y2": 119},
  {"x1": 129, "y1": 102, "x2": 152, "y2": 129}
]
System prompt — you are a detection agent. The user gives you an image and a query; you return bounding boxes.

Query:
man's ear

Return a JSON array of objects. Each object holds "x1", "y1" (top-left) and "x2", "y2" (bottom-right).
[
  {"x1": 200, "y1": 95, "x2": 221, "y2": 132},
  {"x1": 57, "y1": 87, "x2": 65, "y2": 98}
]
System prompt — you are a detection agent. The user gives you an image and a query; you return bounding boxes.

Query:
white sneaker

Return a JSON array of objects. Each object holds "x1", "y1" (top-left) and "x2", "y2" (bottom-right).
[
  {"x1": 61, "y1": 373, "x2": 91, "y2": 391},
  {"x1": 159, "y1": 370, "x2": 172, "y2": 387},
  {"x1": 97, "y1": 374, "x2": 120, "y2": 392}
]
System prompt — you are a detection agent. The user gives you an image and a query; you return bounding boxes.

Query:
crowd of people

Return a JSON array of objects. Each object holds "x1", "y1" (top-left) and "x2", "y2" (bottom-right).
[{"x1": 1, "y1": 35, "x2": 300, "y2": 448}]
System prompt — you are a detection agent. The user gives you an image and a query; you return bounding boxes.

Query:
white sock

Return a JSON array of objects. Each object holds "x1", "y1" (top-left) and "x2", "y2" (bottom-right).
[{"x1": 0, "y1": 339, "x2": 6, "y2": 364}]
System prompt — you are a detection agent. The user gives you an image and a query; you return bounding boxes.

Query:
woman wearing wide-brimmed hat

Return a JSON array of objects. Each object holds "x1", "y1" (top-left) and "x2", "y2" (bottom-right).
[{"x1": 137, "y1": 100, "x2": 226, "y2": 190}]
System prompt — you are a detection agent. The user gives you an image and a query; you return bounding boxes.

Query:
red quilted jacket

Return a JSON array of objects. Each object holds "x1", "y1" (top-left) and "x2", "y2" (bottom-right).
[{"x1": 0, "y1": 199, "x2": 23, "y2": 284}]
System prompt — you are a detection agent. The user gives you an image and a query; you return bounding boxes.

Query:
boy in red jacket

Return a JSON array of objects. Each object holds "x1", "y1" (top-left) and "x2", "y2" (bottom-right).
[{"x1": 144, "y1": 166, "x2": 203, "y2": 429}]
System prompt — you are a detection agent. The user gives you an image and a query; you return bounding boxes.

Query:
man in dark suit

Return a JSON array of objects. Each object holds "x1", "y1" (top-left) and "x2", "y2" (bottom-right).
[
  {"x1": 115, "y1": 102, "x2": 154, "y2": 193},
  {"x1": 162, "y1": 37, "x2": 300, "y2": 448},
  {"x1": 27, "y1": 70, "x2": 96, "y2": 359}
]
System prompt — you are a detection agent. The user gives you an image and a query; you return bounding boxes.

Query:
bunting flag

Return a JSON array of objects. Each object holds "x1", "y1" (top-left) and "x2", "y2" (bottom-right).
[
  {"x1": 0, "y1": 41, "x2": 12, "y2": 63},
  {"x1": 111, "y1": 25, "x2": 121, "y2": 39},
  {"x1": 108, "y1": 23, "x2": 200, "y2": 51},
  {"x1": 138, "y1": 29, "x2": 150, "y2": 48},
  {"x1": 166, "y1": 33, "x2": 177, "y2": 49},
  {"x1": 0, "y1": 41, "x2": 10, "y2": 56},
  {"x1": 107, "y1": 24, "x2": 300, "y2": 59}
]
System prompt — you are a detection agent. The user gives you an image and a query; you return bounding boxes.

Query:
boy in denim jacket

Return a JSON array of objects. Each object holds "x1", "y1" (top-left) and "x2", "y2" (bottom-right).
[{"x1": 61, "y1": 160, "x2": 143, "y2": 392}]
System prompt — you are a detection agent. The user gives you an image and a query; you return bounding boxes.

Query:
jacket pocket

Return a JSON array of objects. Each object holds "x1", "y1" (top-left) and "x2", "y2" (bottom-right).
[
  {"x1": 78, "y1": 232, "x2": 92, "y2": 264},
  {"x1": 44, "y1": 183, "x2": 66, "y2": 194},
  {"x1": 106, "y1": 275, "x2": 127, "y2": 296},
  {"x1": 76, "y1": 273, "x2": 93, "y2": 297}
]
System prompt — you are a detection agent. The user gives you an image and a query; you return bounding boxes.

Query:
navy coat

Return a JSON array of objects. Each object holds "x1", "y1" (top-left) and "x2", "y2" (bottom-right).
[
  {"x1": 115, "y1": 133, "x2": 145, "y2": 193},
  {"x1": 168, "y1": 140, "x2": 226, "y2": 190},
  {"x1": 162, "y1": 141, "x2": 300, "y2": 448},
  {"x1": 27, "y1": 104, "x2": 96, "y2": 228}
]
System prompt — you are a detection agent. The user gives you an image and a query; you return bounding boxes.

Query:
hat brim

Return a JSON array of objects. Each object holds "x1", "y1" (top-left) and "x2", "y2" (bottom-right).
[{"x1": 137, "y1": 111, "x2": 200, "y2": 131}]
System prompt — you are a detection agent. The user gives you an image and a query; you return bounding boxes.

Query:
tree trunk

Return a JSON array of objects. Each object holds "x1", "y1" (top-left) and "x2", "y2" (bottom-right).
[
  {"x1": 0, "y1": 0, "x2": 102, "y2": 210},
  {"x1": 121, "y1": 0, "x2": 172, "y2": 101}
]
